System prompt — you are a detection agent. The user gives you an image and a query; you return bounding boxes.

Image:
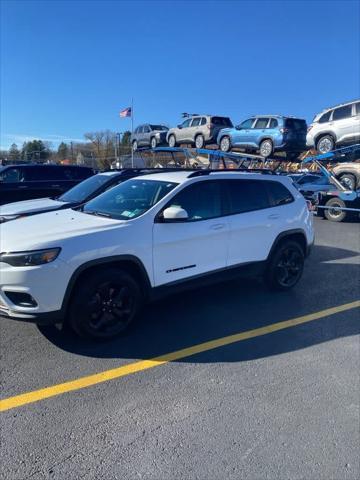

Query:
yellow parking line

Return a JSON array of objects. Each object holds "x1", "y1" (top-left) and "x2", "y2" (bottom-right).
[{"x1": 1, "y1": 300, "x2": 359, "y2": 412}]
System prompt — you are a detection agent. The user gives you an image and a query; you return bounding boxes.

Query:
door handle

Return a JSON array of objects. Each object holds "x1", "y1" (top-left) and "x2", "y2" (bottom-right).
[
  {"x1": 51, "y1": 184, "x2": 60, "y2": 188},
  {"x1": 210, "y1": 223, "x2": 225, "y2": 230},
  {"x1": 18, "y1": 185, "x2": 28, "y2": 189},
  {"x1": 268, "y1": 214, "x2": 280, "y2": 219}
]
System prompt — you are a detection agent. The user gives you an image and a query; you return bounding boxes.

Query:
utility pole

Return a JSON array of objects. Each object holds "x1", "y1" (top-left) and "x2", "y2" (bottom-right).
[{"x1": 70, "y1": 142, "x2": 74, "y2": 163}]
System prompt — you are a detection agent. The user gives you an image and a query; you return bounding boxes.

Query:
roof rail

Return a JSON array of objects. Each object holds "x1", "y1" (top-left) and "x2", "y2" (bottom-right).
[{"x1": 187, "y1": 168, "x2": 277, "y2": 178}]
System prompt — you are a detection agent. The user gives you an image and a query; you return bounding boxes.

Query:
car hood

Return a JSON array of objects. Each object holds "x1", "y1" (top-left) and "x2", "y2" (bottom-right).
[
  {"x1": 0, "y1": 208, "x2": 126, "y2": 252},
  {"x1": 0, "y1": 198, "x2": 65, "y2": 217}
]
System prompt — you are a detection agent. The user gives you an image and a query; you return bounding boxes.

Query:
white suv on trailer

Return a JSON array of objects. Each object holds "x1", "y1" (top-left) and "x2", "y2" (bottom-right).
[{"x1": 0, "y1": 170, "x2": 314, "y2": 340}]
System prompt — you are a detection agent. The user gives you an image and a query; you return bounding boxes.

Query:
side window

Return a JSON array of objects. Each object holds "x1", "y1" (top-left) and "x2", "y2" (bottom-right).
[
  {"x1": 24, "y1": 166, "x2": 57, "y2": 181},
  {"x1": 0, "y1": 167, "x2": 23, "y2": 183},
  {"x1": 166, "y1": 181, "x2": 222, "y2": 221},
  {"x1": 181, "y1": 119, "x2": 192, "y2": 128},
  {"x1": 200, "y1": 117, "x2": 206, "y2": 125},
  {"x1": 269, "y1": 118, "x2": 278, "y2": 128},
  {"x1": 144, "y1": 125, "x2": 151, "y2": 133},
  {"x1": 319, "y1": 111, "x2": 331, "y2": 123},
  {"x1": 225, "y1": 180, "x2": 271, "y2": 215},
  {"x1": 240, "y1": 118, "x2": 254, "y2": 129},
  {"x1": 332, "y1": 105, "x2": 352, "y2": 121},
  {"x1": 254, "y1": 118, "x2": 269, "y2": 129},
  {"x1": 191, "y1": 118, "x2": 201, "y2": 127},
  {"x1": 135, "y1": 127, "x2": 140, "y2": 134},
  {"x1": 266, "y1": 181, "x2": 294, "y2": 207}
]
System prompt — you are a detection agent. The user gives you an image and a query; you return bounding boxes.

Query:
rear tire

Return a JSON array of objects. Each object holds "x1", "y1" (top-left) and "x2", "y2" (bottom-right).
[
  {"x1": 69, "y1": 268, "x2": 142, "y2": 340},
  {"x1": 259, "y1": 139, "x2": 273, "y2": 158},
  {"x1": 265, "y1": 240, "x2": 304, "y2": 291},
  {"x1": 219, "y1": 136, "x2": 231, "y2": 152},
  {"x1": 168, "y1": 135, "x2": 176, "y2": 148},
  {"x1": 195, "y1": 134, "x2": 205, "y2": 149},
  {"x1": 150, "y1": 137, "x2": 157, "y2": 149},
  {"x1": 339, "y1": 173, "x2": 356, "y2": 191},
  {"x1": 324, "y1": 197, "x2": 347, "y2": 222}
]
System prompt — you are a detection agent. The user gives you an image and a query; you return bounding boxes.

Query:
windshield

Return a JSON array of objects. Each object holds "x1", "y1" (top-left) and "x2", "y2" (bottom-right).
[
  {"x1": 83, "y1": 179, "x2": 178, "y2": 220},
  {"x1": 150, "y1": 125, "x2": 168, "y2": 131},
  {"x1": 58, "y1": 174, "x2": 112, "y2": 203}
]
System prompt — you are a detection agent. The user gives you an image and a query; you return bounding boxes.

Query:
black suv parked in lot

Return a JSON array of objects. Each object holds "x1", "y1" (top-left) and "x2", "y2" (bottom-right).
[{"x1": 0, "y1": 164, "x2": 94, "y2": 205}]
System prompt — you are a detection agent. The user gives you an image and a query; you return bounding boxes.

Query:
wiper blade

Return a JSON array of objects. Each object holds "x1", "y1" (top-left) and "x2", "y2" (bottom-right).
[{"x1": 84, "y1": 210, "x2": 111, "y2": 218}]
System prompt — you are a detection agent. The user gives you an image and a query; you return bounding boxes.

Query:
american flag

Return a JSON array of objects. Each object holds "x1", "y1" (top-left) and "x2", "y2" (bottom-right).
[{"x1": 120, "y1": 107, "x2": 132, "y2": 118}]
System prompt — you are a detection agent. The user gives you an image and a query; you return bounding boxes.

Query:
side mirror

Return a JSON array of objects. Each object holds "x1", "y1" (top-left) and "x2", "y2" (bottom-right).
[
  {"x1": 162, "y1": 206, "x2": 188, "y2": 221},
  {"x1": 177, "y1": 124, "x2": 183, "y2": 129}
]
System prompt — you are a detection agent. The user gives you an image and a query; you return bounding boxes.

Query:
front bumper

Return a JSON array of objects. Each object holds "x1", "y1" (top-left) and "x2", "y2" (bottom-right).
[{"x1": 0, "y1": 302, "x2": 63, "y2": 325}]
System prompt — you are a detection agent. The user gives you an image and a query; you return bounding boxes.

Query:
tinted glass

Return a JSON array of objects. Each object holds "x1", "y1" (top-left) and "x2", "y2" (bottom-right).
[
  {"x1": 240, "y1": 119, "x2": 254, "y2": 129},
  {"x1": 319, "y1": 111, "x2": 331, "y2": 123},
  {"x1": 212, "y1": 117, "x2": 233, "y2": 127},
  {"x1": 269, "y1": 119, "x2": 278, "y2": 128},
  {"x1": 143, "y1": 126, "x2": 151, "y2": 133},
  {"x1": 254, "y1": 118, "x2": 269, "y2": 129},
  {"x1": 182, "y1": 119, "x2": 192, "y2": 128},
  {"x1": 356, "y1": 103, "x2": 360, "y2": 115},
  {"x1": 225, "y1": 180, "x2": 270, "y2": 214},
  {"x1": 24, "y1": 166, "x2": 60, "y2": 181},
  {"x1": 284, "y1": 118, "x2": 307, "y2": 131},
  {"x1": 191, "y1": 118, "x2": 201, "y2": 127},
  {"x1": 266, "y1": 181, "x2": 294, "y2": 206},
  {"x1": 200, "y1": 117, "x2": 206, "y2": 125},
  {"x1": 0, "y1": 167, "x2": 23, "y2": 183},
  {"x1": 297, "y1": 174, "x2": 322, "y2": 185},
  {"x1": 333, "y1": 105, "x2": 352, "y2": 121},
  {"x1": 59, "y1": 174, "x2": 113, "y2": 203},
  {"x1": 150, "y1": 125, "x2": 168, "y2": 131},
  {"x1": 166, "y1": 181, "x2": 222, "y2": 221},
  {"x1": 83, "y1": 179, "x2": 177, "y2": 220}
]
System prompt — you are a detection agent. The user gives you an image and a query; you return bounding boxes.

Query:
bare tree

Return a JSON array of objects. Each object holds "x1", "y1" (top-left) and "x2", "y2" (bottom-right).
[{"x1": 84, "y1": 130, "x2": 116, "y2": 169}]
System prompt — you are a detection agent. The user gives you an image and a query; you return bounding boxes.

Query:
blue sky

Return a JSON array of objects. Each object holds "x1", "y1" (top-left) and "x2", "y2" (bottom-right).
[{"x1": 1, "y1": 0, "x2": 359, "y2": 149}]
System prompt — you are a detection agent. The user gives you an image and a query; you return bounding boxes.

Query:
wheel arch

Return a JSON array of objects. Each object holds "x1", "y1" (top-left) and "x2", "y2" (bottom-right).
[
  {"x1": 267, "y1": 229, "x2": 308, "y2": 260},
  {"x1": 61, "y1": 255, "x2": 152, "y2": 314},
  {"x1": 314, "y1": 131, "x2": 337, "y2": 146}
]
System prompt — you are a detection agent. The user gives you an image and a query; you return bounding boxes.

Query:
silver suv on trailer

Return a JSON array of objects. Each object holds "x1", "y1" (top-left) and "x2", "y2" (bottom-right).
[
  {"x1": 166, "y1": 115, "x2": 233, "y2": 149},
  {"x1": 131, "y1": 124, "x2": 169, "y2": 151},
  {"x1": 307, "y1": 100, "x2": 360, "y2": 153}
]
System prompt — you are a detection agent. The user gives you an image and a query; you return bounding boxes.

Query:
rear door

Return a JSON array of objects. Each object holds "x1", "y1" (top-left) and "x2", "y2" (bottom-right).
[
  {"x1": 251, "y1": 117, "x2": 270, "y2": 148},
  {"x1": 331, "y1": 104, "x2": 354, "y2": 143},
  {"x1": 142, "y1": 125, "x2": 152, "y2": 146},
  {"x1": 153, "y1": 180, "x2": 229, "y2": 286}
]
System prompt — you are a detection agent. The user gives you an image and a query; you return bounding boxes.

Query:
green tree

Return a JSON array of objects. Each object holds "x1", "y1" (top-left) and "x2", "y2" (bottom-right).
[
  {"x1": 121, "y1": 131, "x2": 131, "y2": 146},
  {"x1": 57, "y1": 142, "x2": 69, "y2": 160},
  {"x1": 22, "y1": 140, "x2": 50, "y2": 162},
  {"x1": 8, "y1": 143, "x2": 21, "y2": 161}
]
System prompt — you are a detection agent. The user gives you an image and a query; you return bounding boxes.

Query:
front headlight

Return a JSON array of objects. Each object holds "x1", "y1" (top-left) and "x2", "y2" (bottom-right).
[{"x1": 0, "y1": 248, "x2": 61, "y2": 266}]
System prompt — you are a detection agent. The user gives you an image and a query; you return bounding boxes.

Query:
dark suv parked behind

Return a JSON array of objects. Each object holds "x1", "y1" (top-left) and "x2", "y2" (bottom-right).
[{"x1": 0, "y1": 164, "x2": 94, "y2": 205}]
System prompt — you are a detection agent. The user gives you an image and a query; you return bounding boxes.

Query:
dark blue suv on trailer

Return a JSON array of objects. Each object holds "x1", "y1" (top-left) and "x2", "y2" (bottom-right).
[{"x1": 217, "y1": 115, "x2": 307, "y2": 158}]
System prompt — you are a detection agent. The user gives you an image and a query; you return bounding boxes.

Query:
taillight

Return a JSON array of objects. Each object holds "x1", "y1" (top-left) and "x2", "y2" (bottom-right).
[
  {"x1": 280, "y1": 128, "x2": 289, "y2": 134},
  {"x1": 207, "y1": 124, "x2": 213, "y2": 130},
  {"x1": 306, "y1": 200, "x2": 315, "y2": 211}
]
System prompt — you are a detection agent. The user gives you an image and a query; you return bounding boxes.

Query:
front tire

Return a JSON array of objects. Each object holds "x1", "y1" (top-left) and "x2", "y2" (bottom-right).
[
  {"x1": 316, "y1": 135, "x2": 334, "y2": 154},
  {"x1": 259, "y1": 139, "x2": 273, "y2": 158},
  {"x1": 168, "y1": 135, "x2": 176, "y2": 148},
  {"x1": 69, "y1": 268, "x2": 142, "y2": 340},
  {"x1": 219, "y1": 136, "x2": 231, "y2": 152},
  {"x1": 324, "y1": 197, "x2": 347, "y2": 222},
  {"x1": 265, "y1": 240, "x2": 304, "y2": 290}
]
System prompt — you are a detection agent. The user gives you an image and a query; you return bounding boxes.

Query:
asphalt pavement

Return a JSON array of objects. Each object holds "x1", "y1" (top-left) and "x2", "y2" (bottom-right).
[{"x1": 0, "y1": 216, "x2": 359, "y2": 480}]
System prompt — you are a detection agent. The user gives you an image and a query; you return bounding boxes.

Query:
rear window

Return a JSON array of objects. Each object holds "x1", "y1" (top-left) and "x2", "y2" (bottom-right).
[
  {"x1": 284, "y1": 118, "x2": 307, "y2": 131},
  {"x1": 225, "y1": 180, "x2": 271, "y2": 215},
  {"x1": 265, "y1": 181, "x2": 294, "y2": 206},
  {"x1": 150, "y1": 125, "x2": 168, "y2": 131},
  {"x1": 211, "y1": 117, "x2": 233, "y2": 127}
]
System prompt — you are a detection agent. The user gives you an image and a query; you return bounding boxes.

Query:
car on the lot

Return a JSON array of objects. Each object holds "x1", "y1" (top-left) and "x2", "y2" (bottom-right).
[
  {"x1": 131, "y1": 124, "x2": 169, "y2": 151},
  {"x1": 306, "y1": 100, "x2": 360, "y2": 154},
  {"x1": 331, "y1": 162, "x2": 360, "y2": 190},
  {"x1": 217, "y1": 115, "x2": 307, "y2": 158},
  {"x1": 291, "y1": 173, "x2": 336, "y2": 204},
  {"x1": 166, "y1": 115, "x2": 233, "y2": 149},
  {"x1": 316, "y1": 189, "x2": 360, "y2": 222},
  {"x1": 0, "y1": 169, "x2": 167, "y2": 223},
  {"x1": 0, "y1": 170, "x2": 314, "y2": 340},
  {"x1": 0, "y1": 164, "x2": 94, "y2": 205}
]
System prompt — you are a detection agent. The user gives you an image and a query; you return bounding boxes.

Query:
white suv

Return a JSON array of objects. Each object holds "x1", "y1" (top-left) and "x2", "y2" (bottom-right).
[
  {"x1": 307, "y1": 100, "x2": 360, "y2": 153},
  {"x1": 0, "y1": 171, "x2": 314, "y2": 340}
]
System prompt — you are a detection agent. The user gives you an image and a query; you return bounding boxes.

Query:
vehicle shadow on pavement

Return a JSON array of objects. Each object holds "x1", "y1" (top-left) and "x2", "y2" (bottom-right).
[{"x1": 38, "y1": 244, "x2": 360, "y2": 363}]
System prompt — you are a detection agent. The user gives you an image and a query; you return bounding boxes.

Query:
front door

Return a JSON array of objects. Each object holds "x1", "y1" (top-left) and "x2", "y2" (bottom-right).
[
  {"x1": 153, "y1": 180, "x2": 229, "y2": 286},
  {"x1": 233, "y1": 118, "x2": 255, "y2": 147}
]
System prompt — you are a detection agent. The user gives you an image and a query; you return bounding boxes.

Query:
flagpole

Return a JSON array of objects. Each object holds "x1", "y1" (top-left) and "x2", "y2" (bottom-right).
[{"x1": 131, "y1": 97, "x2": 134, "y2": 168}]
